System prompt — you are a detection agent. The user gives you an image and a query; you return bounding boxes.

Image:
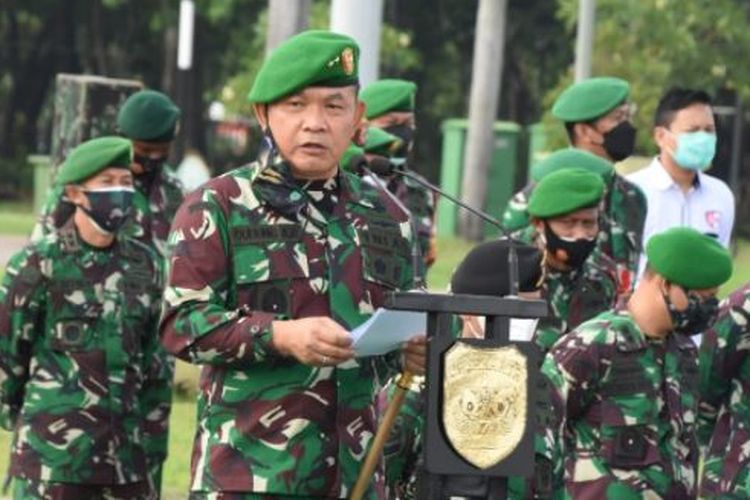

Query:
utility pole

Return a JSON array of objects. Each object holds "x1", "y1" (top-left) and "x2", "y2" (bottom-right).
[
  {"x1": 459, "y1": 0, "x2": 508, "y2": 241},
  {"x1": 330, "y1": 0, "x2": 383, "y2": 87},
  {"x1": 266, "y1": 0, "x2": 311, "y2": 55},
  {"x1": 574, "y1": 0, "x2": 596, "y2": 82}
]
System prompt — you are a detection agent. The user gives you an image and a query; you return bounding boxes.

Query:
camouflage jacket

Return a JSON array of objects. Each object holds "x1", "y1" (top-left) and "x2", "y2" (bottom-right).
[
  {"x1": 0, "y1": 222, "x2": 167, "y2": 485},
  {"x1": 542, "y1": 309, "x2": 699, "y2": 498},
  {"x1": 697, "y1": 283, "x2": 750, "y2": 497},
  {"x1": 159, "y1": 152, "x2": 416, "y2": 498},
  {"x1": 386, "y1": 168, "x2": 437, "y2": 270},
  {"x1": 32, "y1": 165, "x2": 185, "y2": 259},
  {"x1": 500, "y1": 173, "x2": 646, "y2": 295}
]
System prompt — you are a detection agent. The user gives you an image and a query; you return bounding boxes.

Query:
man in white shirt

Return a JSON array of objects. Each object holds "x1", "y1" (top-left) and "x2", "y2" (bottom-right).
[{"x1": 628, "y1": 87, "x2": 735, "y2": 280}]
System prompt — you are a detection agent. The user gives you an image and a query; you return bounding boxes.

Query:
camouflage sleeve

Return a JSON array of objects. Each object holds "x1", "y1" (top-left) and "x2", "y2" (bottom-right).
[
  {"x1": 140, "y1": 254, "x2": 174, "y2": 465},
  {"x1": 29, "y1": 185, "x2": 69, "y2": 243},
  {"x1": 0, "y1": 247, "x2": 45, "y2": 430},
  {"x1": 159, "y1": 187, "x2": 279, "y2": 366},
  {"x1": 541, "y1": 329, "x2": 605, "y2": 491},
  {"x1": 697, "y1": 299, "x2": 744, "y2": 449}
]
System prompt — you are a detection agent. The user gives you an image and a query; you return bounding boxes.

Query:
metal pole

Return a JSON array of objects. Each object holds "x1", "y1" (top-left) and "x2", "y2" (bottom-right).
[
  {"x1": 266, "y1": 0, "x2": 311, "y2": 55},
  {"x1": 574, "y1": 0, "x2": 596, "y2": 82},
  {"x1": 330, "y1": 0, "x2": 383, "y2": 87}
]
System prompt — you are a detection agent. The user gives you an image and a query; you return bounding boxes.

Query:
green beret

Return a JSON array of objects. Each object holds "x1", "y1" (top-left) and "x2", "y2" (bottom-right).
[
  {"x1": 360, "y1": 79, "x2": 417, "y2": 119},
  {"x1": 363, "y1": 127, "x2": 403, "y2": 157},
  {"x1": 341, "y1": 144, "x2": 365, "y2": 171},
  {"x1": 646, "y1": 228, "x2": 732, "y2": 289},
  {"x1": 248, "y1": 30, "x2": 359, "y2": 104},
  {"x1": 528, "y1": 168, "x2": 605, "y2": 218},
  {"x1": 117, "y1": 90, "x2": 181, "y2": 142},
  {"x1": 552, "y1": 77, "x2": 629, "y2": 122},
  {"x1": 531, "y1": 148, "x2": 614, "y2": 182},
  {"x1": 57, "y1": 136, "x2": 132, "y2": 185}
]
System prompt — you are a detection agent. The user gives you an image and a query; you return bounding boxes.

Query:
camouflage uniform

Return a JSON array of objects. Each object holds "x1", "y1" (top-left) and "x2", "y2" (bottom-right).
[
  {"x1": 501, "y1": 174, "x2": 646, "y2": 295},
  {"x1": 159, "y1": 151, "x2": 415, "y2": 498},
  {"x1": 0, "y1": 221, "x2": 167, "y2": 497},
  {"x1": 505, "y1": 231, "x2": 618, "y2": 499},
  {"x1": 542, "y1": 309, "x2": 699, "y2": 498},
  {"x1": 30, "y1": 166, "x2": 182, "y2": 485},
  {"x1": 386, "y1": 169, "x2": 437, "y2": 270},
  {"x1": 697, "y1": 283, "x2": 750, "y2": 497}
]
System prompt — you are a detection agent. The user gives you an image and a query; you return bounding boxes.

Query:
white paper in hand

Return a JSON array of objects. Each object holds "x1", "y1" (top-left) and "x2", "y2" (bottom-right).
[{"x1": 350, "y1": 308, "x2": 426, "y2": 356}]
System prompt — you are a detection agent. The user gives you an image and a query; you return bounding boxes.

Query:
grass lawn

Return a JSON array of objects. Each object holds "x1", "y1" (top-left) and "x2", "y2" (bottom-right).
[{"x1": 0, "y1": 202, "x2": 36, "y2": 236}]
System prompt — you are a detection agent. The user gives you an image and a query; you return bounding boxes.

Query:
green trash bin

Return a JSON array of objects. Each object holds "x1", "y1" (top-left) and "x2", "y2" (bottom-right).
[
  {"x1": 29, "y1": 154, "x2": 51, "y2": 215},
  {"x1": 437, "y1": 119, "x2": 522, "y2": 238}
]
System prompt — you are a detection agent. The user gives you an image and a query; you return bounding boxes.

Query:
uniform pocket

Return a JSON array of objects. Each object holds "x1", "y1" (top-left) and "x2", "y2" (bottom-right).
[{"x1": 601, "y1": 424, "x2": 661, "y2": 469}]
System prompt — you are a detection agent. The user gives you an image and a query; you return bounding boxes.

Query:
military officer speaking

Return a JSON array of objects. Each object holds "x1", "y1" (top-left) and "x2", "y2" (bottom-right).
[
  {"x1": 159, "y1": 30, "x2": 426, "y2": 499},
  {"x1": 542, "y1": 227, "x2": 732, "y2": 498},
  {"x1": 0, "y1": 137, "x2": 166, "y2": 499}
]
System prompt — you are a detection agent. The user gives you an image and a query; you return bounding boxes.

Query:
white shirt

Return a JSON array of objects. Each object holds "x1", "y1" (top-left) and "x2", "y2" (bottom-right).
[{"x1": 626, "y1": 156, "x2": 735, "y2": 279}]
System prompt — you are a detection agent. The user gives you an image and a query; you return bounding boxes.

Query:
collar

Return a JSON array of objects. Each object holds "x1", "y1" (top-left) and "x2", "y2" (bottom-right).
[
  {"x1": 251, "y1": 152, "x2": 365, "y2": 220},
  {"x1": 652, "y1": 156, "x2": 702, "y2": 191}
]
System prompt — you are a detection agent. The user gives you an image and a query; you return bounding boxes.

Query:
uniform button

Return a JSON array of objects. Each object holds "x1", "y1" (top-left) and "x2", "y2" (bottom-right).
[{"x1": 250, "y1": 325, "x2": 260, "y2": 334}]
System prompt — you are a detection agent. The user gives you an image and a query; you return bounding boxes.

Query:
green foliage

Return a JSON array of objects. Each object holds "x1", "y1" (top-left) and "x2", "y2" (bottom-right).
[
  {"x1": 544, "y1": 0, "x2": 750, "y2": 155},
  {"x1": 0, "y1": 157, "x2": 33, "y2": 200}
]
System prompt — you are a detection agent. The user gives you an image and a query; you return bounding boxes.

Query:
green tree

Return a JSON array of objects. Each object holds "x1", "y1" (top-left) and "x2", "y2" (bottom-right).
[{"x1": 543, "y1": 0, "x2": 750, "y2": 155}]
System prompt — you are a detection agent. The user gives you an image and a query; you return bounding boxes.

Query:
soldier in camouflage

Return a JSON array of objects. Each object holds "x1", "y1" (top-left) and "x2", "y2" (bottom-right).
[
  {"x1": 0, "y1": 137, "x2": 167, "y2": 499},
  {"x1": 522, "y1": 168, "x2": 619, "y2": 354},
  {"x1": 33, "y1": 89, "x2": 185, "y2": 259},
  {"x1": 159, "y1": 30, "x2": 426, "y2": 499},
  {"x1": 502, "y1": 77, "x2": 647, "y2": 295},
  {"x1": 29, "y1": 90, "x2": 181, "y2": 494},
  {"x1": 542, "y1": 227, "x2": 732, "y2": 498},
  {"x1": 698, "y1": 282, "x2": 750, "y2": 497},
  {"x1": 360, "y1": 79, "x2": 437, "y2": 270}
]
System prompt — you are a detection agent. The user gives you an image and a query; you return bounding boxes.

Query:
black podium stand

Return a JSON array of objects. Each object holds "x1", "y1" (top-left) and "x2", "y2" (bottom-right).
[{"x1": 385, "y1": 292, "x2": 548, "y2": 499}]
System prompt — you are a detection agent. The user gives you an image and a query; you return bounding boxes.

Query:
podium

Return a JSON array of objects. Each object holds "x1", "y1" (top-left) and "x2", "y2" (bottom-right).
[{"x1": 385, "y1": 292, "x2": 548, "y2": 499}]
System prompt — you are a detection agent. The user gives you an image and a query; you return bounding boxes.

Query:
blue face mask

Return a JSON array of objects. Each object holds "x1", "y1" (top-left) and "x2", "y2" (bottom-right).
[{"x1": 669, "y1": 131, "x2": 717, "y2": 171}]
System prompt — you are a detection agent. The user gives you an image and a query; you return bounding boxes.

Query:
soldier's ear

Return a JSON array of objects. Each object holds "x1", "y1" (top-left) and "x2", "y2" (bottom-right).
[
  {"x1": 64, "y1": 184, "x2": 85, "y2": 205},
  {"x1": 253, "y1": 104, "x2": 269, "y2": 131}
]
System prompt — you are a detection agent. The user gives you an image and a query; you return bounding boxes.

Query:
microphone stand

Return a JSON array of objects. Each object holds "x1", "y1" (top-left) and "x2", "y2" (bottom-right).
[{"x1": 351, "y1": 159, "x2": 529, "y2": 500}]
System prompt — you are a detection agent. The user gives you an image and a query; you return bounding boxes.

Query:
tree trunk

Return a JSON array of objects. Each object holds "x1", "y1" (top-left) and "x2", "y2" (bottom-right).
[{"x1": 458, "y1": 0, "x2": 508, "y2": 240}]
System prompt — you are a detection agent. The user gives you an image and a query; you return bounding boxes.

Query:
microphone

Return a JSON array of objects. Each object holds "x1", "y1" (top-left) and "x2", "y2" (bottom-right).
[{"x1": 354, "y1": 157, "x2": 521, "y2": 295}]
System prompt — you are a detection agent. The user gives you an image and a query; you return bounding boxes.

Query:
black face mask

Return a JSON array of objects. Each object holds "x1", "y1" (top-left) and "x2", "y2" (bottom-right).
[
  {"x1": 133, "y1": 153, "x2": 166, "y2": 186},
  {"x1": 543, "y1": 222, "x2": 597, "y2": 270},
  {"x1": 663, "y1": 288, "x2": 720, "y2": 335},
  {"x1": 601, "y1": 121, "x2": 637, "y2": 161},
  {"x1": 79, "y1": 187, "x2": 134, "y2": 234},
  {"x1": 383, "y1": 124, "x2": 415, "y2": 158}
]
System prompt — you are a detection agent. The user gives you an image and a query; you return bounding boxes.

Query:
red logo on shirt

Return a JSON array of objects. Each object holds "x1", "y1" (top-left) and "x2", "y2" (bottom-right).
[{"x1": 705, "y1": 210, "x2": 721, "y2": 229}]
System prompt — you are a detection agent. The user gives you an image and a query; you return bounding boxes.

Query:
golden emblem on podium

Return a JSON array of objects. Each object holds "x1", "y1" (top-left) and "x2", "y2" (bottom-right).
[{"x1": 442, "y1": 342, "x2": 528, "y2": 469}]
